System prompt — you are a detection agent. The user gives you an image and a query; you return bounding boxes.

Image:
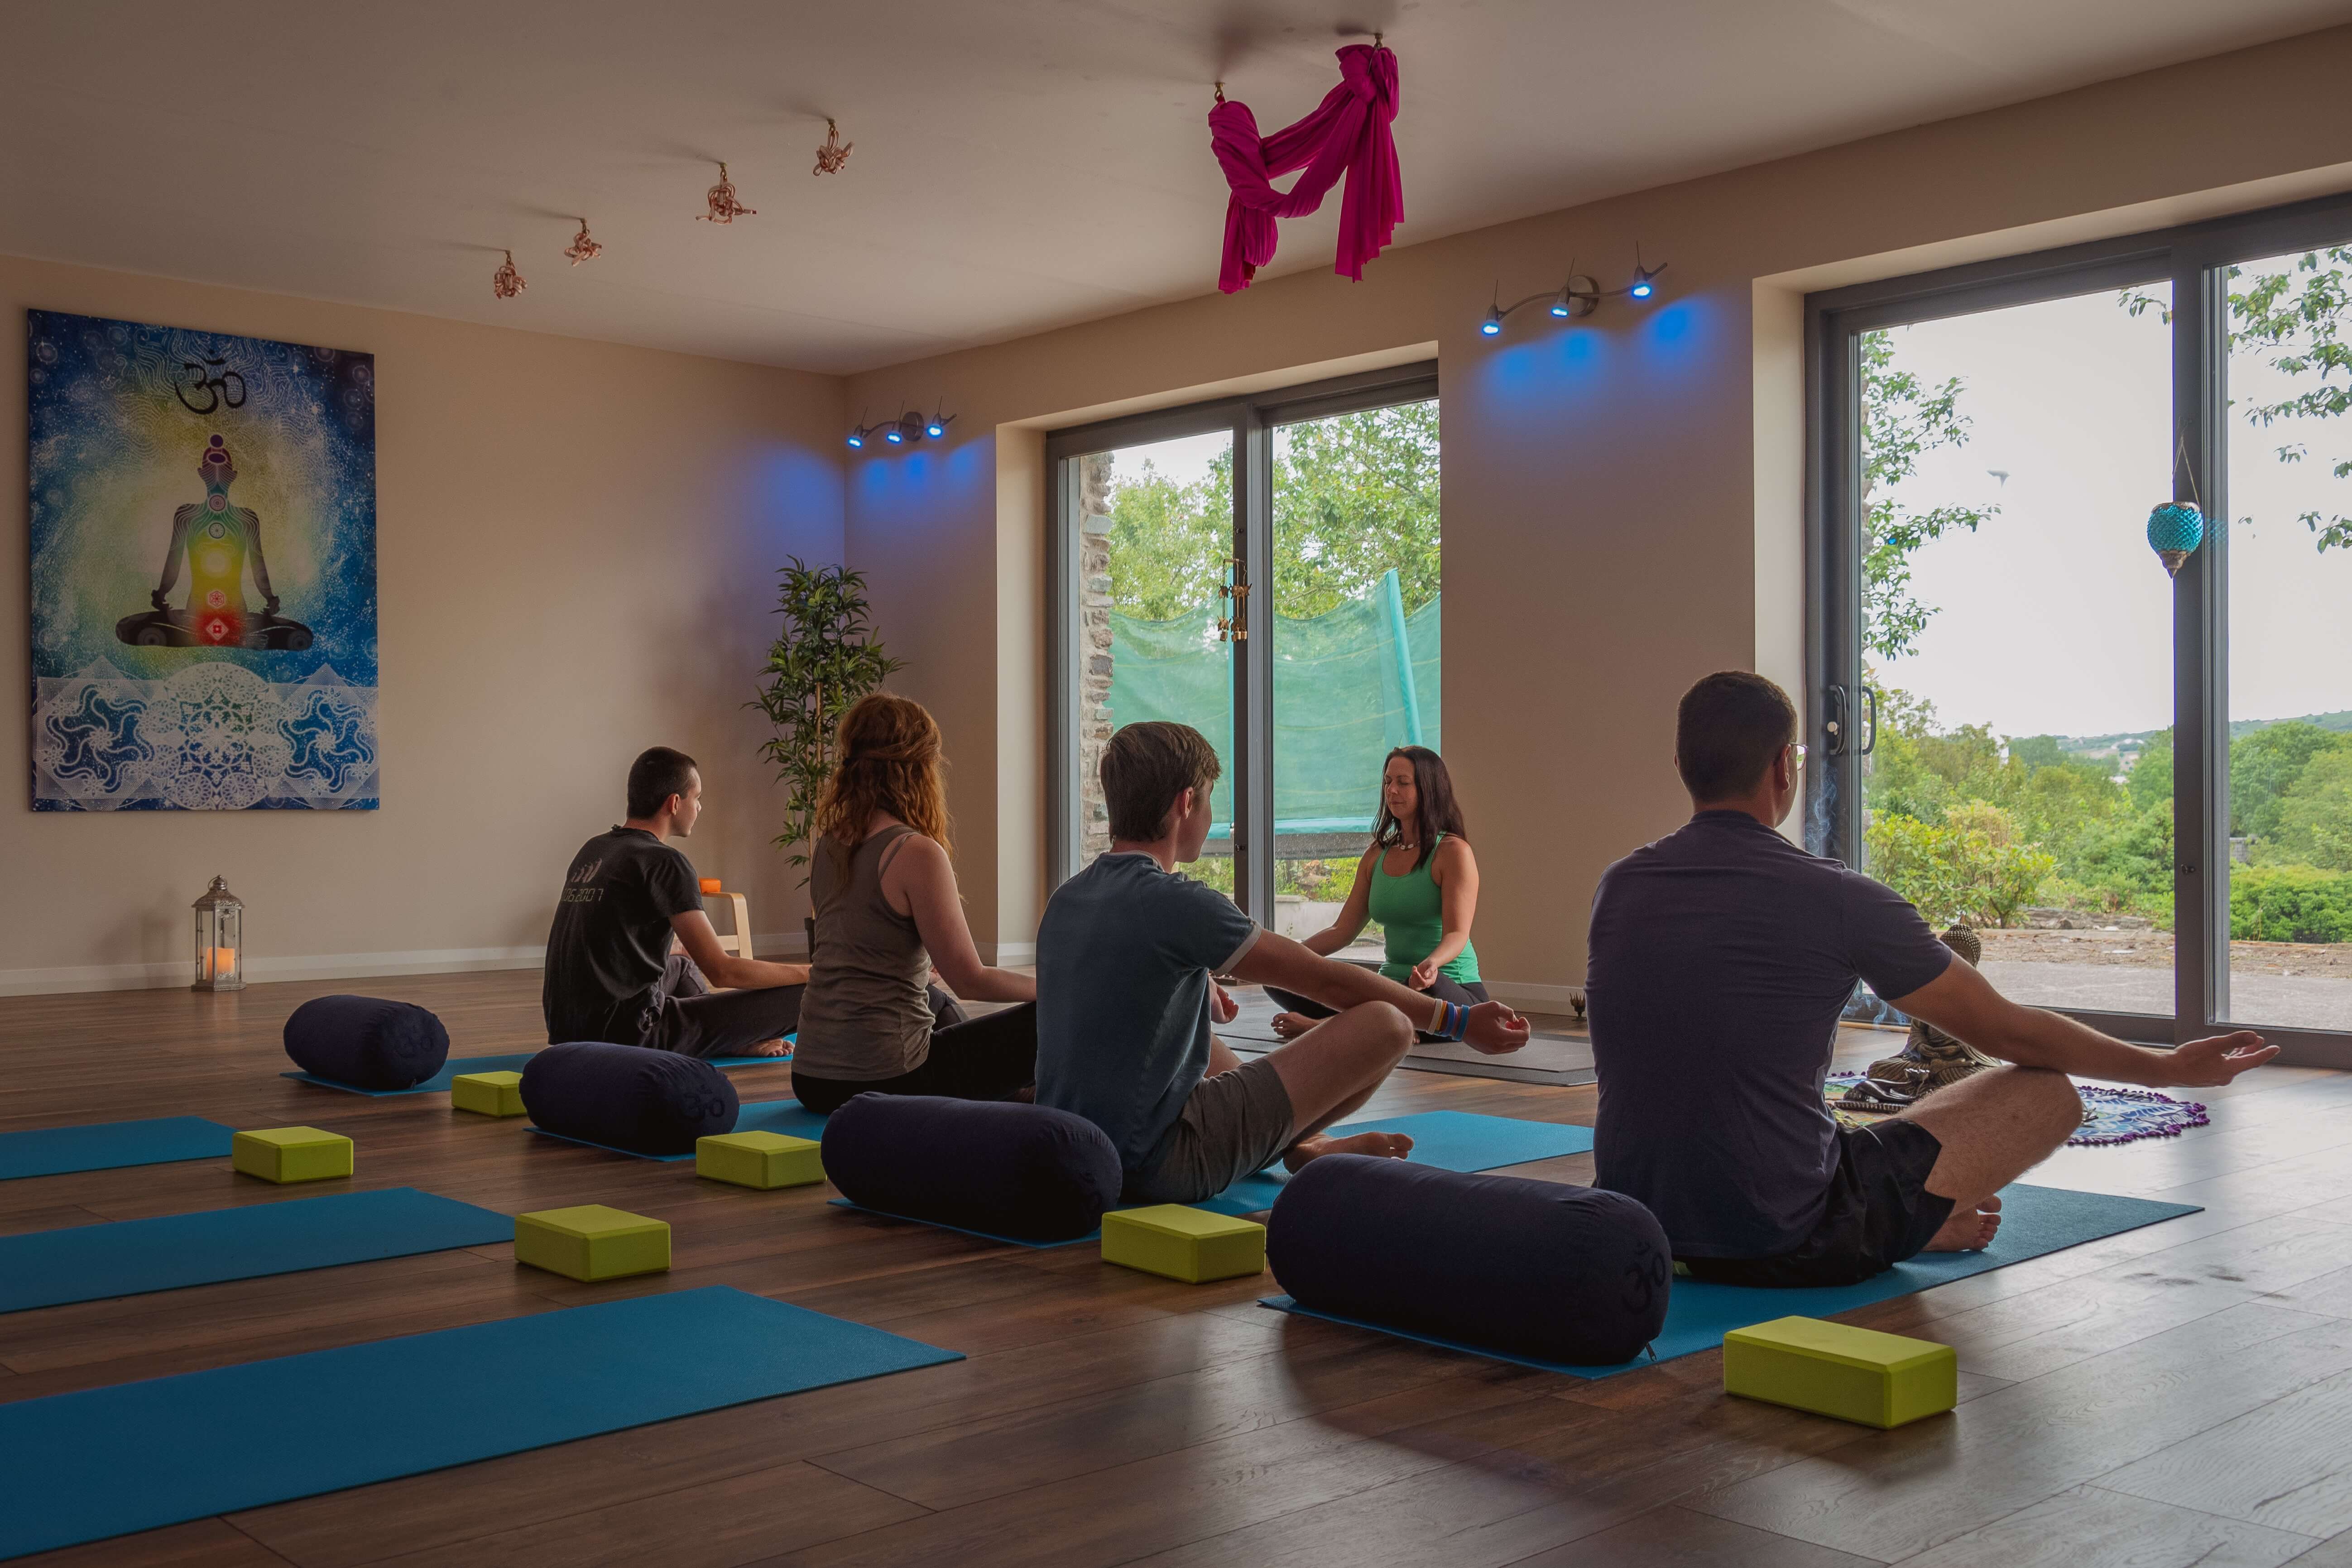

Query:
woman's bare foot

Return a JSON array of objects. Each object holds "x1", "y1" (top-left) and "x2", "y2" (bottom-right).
[
  {"x1": 1924, "y1": 1193, "x2": 2003, "y2": 1252},
  {"x1": 1281, "y1": 1130, "x2": 1415, "y2": 1173},
  {"x1": 743, "y1": 1038, "x2": 792, "y2": 1058},
  {"x1": 1270, "y1": 1012, "x2": 1319, "y2": 1041}
]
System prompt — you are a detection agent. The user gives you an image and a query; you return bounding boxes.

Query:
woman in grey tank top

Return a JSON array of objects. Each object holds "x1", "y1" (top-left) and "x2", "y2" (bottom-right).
[{"x1": 790, "y1": 695, "x2": 1038, "y2": 1114}]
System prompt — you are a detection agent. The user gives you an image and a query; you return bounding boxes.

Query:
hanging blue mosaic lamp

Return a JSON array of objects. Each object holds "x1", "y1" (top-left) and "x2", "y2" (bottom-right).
[{"x1": 2146, "y1": 501, "x2": 2204, "y2": 577}]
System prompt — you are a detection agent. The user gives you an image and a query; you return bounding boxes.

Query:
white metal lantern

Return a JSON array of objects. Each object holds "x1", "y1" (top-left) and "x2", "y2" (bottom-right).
[{"x1": 192, "y1": 875, "x2": 244, "y2": 992}]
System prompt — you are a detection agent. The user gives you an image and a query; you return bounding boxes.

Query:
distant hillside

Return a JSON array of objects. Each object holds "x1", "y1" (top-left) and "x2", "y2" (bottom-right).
[{"x1": 2038, "y1": 709, "x2": 2352, "y2": 762}]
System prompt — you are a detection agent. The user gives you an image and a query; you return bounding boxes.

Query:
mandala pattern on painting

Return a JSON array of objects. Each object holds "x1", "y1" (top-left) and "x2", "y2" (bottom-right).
[
  {"x1": 280, "y1": 685, "x2": 377, "y2": 796},
  {"x1": 39, "y1": 684, "x2": 154, "y2": 795},
  {"x1": 149, "y1": 664, "x2": 292, "y2": 810},
  {"x1": 32, "y1": 662, "x2": 377, "y2": 810}
]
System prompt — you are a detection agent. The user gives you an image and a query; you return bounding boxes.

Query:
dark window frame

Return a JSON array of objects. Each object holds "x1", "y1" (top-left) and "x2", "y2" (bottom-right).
[
  {"x1": 1807, "y1": 189, "x2": 2352, "y2": 1066},
  {"x1": 1044, "y1": 362, "x2": 1440, "y2": 922}
]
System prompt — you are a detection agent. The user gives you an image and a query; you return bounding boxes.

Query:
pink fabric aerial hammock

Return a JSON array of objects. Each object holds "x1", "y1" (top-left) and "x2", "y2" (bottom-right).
[{"x1": 1210, "y1": 41, "x2": 1403, "y2": 294}]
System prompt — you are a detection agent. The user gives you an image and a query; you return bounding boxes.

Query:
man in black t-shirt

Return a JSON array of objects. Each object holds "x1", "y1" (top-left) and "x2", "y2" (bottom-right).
[
  {"x1": 543, "y1": 747, "x2": 808, "y2": 1059},
  {"x1": 1587, "y1": 673, "x2": 2277, "y2": 1287}
]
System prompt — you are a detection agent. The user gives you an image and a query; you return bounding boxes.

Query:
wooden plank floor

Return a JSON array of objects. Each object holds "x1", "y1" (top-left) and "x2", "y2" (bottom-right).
[{"x1": 5, "y1": 972, "x2": 2352, "y2": 1566}]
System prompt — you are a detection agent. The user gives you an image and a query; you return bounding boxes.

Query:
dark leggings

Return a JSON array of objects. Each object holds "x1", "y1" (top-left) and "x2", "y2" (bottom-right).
[
  {"x1": 1262, "y1": 976, "x2": 1489, "y2": 1044},
  {"x1": 789, "y1": 1001, "x2": 1038, "y2": 1114}
]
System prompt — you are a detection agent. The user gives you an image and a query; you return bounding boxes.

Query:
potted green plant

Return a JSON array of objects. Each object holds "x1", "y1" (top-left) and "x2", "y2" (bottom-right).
[{"x1": 751, "y1": 558, "x2": 904, "y2": 949}]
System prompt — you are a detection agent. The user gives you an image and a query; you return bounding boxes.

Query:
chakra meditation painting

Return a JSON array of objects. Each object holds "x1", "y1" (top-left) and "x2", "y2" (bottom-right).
[{"x1": 26, "y1": 310, "x2": 378, "y2": 810}]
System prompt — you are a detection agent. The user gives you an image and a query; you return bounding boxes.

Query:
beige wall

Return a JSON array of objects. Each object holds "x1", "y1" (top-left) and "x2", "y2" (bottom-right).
[
  {"x1": 842, "y1": 25, "x2": 2352, "y2": 1001},
  {"x1": 1, "y1": 255, "x2": 845, "y2": 993}
]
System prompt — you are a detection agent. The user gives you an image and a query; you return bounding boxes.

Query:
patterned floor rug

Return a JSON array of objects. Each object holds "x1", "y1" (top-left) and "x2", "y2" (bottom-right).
[{"x1": 1825, "y1": 1073, "x2": 2209, "y2": 1146}]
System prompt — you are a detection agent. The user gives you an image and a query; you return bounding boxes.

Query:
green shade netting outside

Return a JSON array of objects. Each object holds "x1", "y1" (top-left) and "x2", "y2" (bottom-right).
[{"x1": 1108, "y1": 570, "x2": 1440, "y2": 840}]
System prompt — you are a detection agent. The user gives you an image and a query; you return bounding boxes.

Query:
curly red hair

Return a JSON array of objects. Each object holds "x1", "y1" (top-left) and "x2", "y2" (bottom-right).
[{"x1": 813, "y1": 693, "x2": 951, "y2": 854}]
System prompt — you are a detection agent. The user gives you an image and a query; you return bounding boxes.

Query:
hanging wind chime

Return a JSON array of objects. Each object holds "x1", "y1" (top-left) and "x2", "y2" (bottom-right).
[
  {"x1": 563, "y1": 219, "x2": 604, "y2": 264},
  {"x1": 2146, "y1": 433, "x2": 2207, "y2": 577},
  {"x1": 491, "y1": 249, "x2": 525, "y2": 300},
  {"x1": 813, "y1": 119, "x2": 852, "y2": 176},
  {"x1": 698, "y1": 162, "x2": 756, "y2": 223}
]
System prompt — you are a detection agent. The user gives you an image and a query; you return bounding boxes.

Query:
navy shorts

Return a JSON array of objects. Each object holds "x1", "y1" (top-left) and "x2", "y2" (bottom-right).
[{"x1": 1679, "y1": 1119, "x2": 1954, "y2": 1288}]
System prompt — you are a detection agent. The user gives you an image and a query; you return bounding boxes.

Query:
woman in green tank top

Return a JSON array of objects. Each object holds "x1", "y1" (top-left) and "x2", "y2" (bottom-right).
[{"x1": 1266, "y1": 746, "x2": 1486, "y2": 1039}]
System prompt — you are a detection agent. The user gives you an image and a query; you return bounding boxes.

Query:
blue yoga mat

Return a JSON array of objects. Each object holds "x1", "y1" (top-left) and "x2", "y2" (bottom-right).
[
  {"x1": 0, "y1": 1285, "x2": 958, "y2": 1562},
  {"x1": 1260, "y1": 1182, "x2": 2199, "y2": 1378},
  {"x1": 1196, "y1": 1110, "x2": 1594, "y2": 1216},
  {"x1": 530, "y1": 1098, "x2": 832, "y2": 1161},
  {"x1": 287, "y1": 1044, "x2": 796, "y2": 1096},
  {"x1": 0, "y1": 1188, "x2": 513, "y2": 1314},
  {"x1": 0, "y1": 1117, "x2": 235, "y2": 1181},
  {"x1": 829, "y1": 1110, "x2": 1597, "y2": 1246}
]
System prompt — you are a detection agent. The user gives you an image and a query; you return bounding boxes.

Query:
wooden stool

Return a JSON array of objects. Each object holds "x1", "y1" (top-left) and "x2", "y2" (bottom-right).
[
  {"x1": 673, "y1": 884, "x2": 755, "y2": 963},
  {"x1": 706, "y1": 891, "x2": 753, "y2": 957}
]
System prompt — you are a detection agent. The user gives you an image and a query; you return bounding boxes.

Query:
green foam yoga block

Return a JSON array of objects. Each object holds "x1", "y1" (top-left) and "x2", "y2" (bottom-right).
[
  {"x1": 696, "y1": 1131, "x2": 824, "y2": 1189},
  {"x1": 231, "y1": 1126, "x2": 353, "y2": 1184},
  {"x1": 451, "y1": 1070, "x2": 526, "y2": 1117},
  {"x1": 1102, "y1": 1204, "x2": 1265, "y2": 1283},
  {"x1": 515, "y1": 1205, "x2": 671, "y2": 1282},
  {"x1": 1723, "y1": 1315, "x2": 1956, "y2": 1428}
]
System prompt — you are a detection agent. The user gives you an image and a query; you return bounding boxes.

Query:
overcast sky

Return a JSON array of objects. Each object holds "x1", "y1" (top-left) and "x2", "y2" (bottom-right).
[
  {"x1": 1883, "y1": 269, "x2": 2352, "y2": 740},
  {"x1": 1099, "y1": 275, "x2": 2352, "y2": 743}
]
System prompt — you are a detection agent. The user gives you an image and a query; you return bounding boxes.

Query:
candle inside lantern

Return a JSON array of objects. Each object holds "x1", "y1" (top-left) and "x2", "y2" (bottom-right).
[{"x1": 203, "y1": 946, "x2": 237, "y2": 980}]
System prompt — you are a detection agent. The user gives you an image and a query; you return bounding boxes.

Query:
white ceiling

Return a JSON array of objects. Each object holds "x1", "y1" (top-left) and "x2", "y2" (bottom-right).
[{"x1": 6, "y1": 0, "x2": 2348, "y2": 375}]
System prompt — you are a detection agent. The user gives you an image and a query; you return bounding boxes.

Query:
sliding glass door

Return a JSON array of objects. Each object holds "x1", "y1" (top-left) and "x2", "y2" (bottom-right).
[
  {"x1": 1811, "y1": 191, "x2": 2352, "y2": 1062},
  {"x1": 1270, "y1": 397, "x2": 1440, "y2": 951},
  {"x1": 1064, "y1": 428, "x2": 1237, "y2": 891},
  {"x1": 2222, "y1": 245, "x2": 2352, "y2": 1036},
  {"x1": 1047, "y1": 365, "x2": 1439, "y2": 925}
]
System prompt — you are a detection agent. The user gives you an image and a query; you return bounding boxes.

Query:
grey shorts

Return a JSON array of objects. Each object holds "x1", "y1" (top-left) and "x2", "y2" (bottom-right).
[{"x1": 1125, "y1": 1054, "x2": 1296, "y2": 1206}]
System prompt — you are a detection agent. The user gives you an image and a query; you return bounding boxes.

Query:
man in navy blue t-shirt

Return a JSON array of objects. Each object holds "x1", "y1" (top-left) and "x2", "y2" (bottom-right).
[{"x1": 1587, "y1": 672, "x2": 2277, "y2": 1286}]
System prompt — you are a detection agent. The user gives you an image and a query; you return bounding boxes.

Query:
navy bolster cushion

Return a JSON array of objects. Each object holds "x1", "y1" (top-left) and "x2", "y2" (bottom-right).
[
  {"x1": 283, "y1": 994, "x2": 451, "y2": 1090},
  {"x1": 522, "y1": 1041, "x2": 740, "y2": 1156},
  {"x1": 1267, "y1": 1155, "x2": 1672, "y2": 1366},
  {"x1": 821, "y1": 1094, "x2": 1122, "y2": 1242}
]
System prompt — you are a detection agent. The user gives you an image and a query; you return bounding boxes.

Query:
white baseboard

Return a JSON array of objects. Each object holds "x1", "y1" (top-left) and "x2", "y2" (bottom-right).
[
  {"x1": 0, "y1": 931, "x2": 811, "y2": 998},
  {"x1": 1484, "y1": 979, "x2": 1587, "y2": 1017}
]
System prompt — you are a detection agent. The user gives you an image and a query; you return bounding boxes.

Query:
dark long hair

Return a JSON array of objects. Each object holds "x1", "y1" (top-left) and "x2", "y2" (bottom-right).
[{"x1": 1372, "y1": 746, "x2": 1467, "y2": 871}]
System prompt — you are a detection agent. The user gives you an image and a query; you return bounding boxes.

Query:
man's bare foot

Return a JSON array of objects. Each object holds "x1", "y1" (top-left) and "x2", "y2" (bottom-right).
[
  {"x1": 1924, "y1": 1193, "x2": 2003, "y2": 1252},
  {"x1": 1270, "y1": 1012, "x2": 1320, "y2": 1040},
  {"x1": 1281, "y1": 1130, "x2": 1414, "y2": 1173},
  {"x1": 742, "y1": 1038, "x2": 792, "y2": 1058}
]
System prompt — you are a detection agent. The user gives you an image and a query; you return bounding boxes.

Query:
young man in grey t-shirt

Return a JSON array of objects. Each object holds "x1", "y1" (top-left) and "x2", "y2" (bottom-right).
[{"x1": 1037, "y1": 722, "x2": 1531, "y2": 1204}]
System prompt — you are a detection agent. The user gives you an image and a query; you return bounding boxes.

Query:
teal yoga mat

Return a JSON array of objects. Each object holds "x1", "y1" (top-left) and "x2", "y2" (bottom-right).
[
  {"x1": 530, "y1": 1098, "x2": 831, "y2": 1160},
  {"x1": 1198, "y1": 1110, "x2": 1593, "y2": 1216},
  {"x1": 0, "y1": 1188, "x2": 513, "y2": 1314},
  {"x1": 830, "y1": 1110, "x2": 1597, "y2": 1247},
  {"x1": 0, "y1": 1117, "x2": 235, "y2": 1181},
  {"x1": 286, "y1": 1043, "x2": 796, "y2": 1096},
  {"x1": 0, "y1": 1285, "x2": 959, "y2": 1562},
  {"x1": 1260, "y1": 1182, "x2": 2200, "y2": 1377}
]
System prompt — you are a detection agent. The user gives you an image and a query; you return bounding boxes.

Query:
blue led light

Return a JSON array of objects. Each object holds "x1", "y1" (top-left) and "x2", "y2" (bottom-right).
[
  {"x1": 885, "y1": 428, "x2": 903, "y2": 443},
  {"x1": 926, "y1": 422, "x2": 946, "y2": 438},
  {"x1": 846, "y1": 432, "x2": 863, "y2": 449},
  {"x1": 1480, "y1": 318, "x2": 1502, "y2": 336},
  {"x1": 1631, "y1": 281, "x2": 1654, "y2": 299}
]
